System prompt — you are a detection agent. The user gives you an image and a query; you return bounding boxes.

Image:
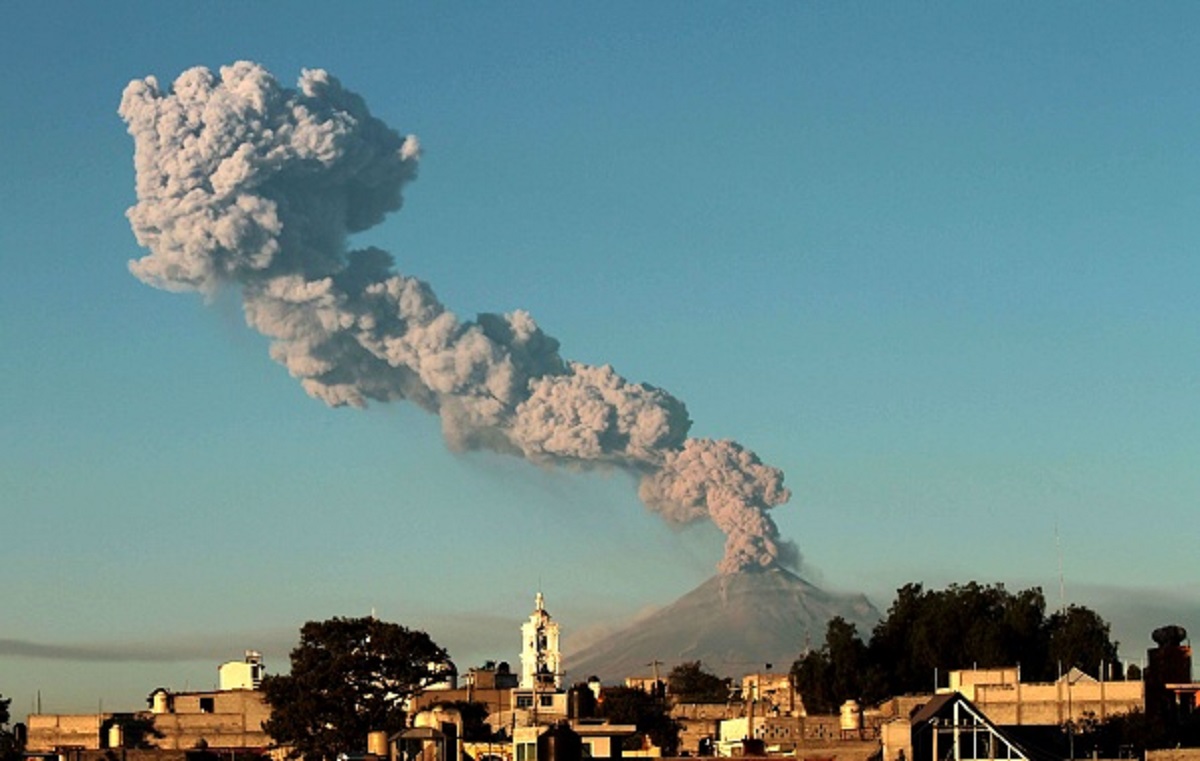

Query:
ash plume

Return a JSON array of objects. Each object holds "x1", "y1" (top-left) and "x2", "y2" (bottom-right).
[{"x1": 119, "y1": 61, "x2": 795, "y2": 573}]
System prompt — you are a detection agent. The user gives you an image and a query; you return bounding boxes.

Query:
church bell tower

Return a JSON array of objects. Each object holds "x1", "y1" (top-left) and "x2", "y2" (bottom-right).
[{"x1": 520, "y1": 592, "x2": 562, "y2": 690}]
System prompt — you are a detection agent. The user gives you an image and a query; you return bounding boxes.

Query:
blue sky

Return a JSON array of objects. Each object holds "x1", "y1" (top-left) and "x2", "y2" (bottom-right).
[{"x1": 3, "y1": 2, "x2": 1199, "y2": 716}]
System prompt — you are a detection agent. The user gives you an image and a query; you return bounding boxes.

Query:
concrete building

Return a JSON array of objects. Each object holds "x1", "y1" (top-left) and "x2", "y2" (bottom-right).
[
  {"x1": 622, "y1": 677, "x2": 662, "y2": 695},
  {"x1": 1145, "y1": 625, "x2": 1200, "y2": 723},
  {"x1": 26, "y1": 654, "x2": 271, "y2": 756},
  {"x1": 670, "y1": 702, "x2": 740, "y2": 756},
  {"x1": 142, "y1": 688, "x2": 271, "y2": 751},
  {"x1": 511, "y1": 721, "x2": 635, "y2": 761},
  {"x1": 741, "y1": 672, "x2": 799, "y2": 716},
  {"x1": 906, "y1": 692, "x2": 1063, "y2": 761},
  {"x1": 878, "y1": 664, "x2": 1146, "y2": 761},
  {"x1": 943, "y1": 666, "x2": 1143, "y2": 725},
  {"x1": 218, "y1": 651, "x2": 265, "y2": 691},
  {"x1": 712, "y1": 713, "x2": 878, "y2": 761},
  {"x1": 410, "y1": 662, "x2": 519, "y2": 736}
]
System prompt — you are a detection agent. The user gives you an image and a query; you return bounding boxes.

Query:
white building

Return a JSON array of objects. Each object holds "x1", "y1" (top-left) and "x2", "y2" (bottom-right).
[
  {"x1": 218, "y1": 650, "x2": 265, "y2": 690},
  {"x1": 519, "y1": 592, "x2": 562, "y2": 690}
]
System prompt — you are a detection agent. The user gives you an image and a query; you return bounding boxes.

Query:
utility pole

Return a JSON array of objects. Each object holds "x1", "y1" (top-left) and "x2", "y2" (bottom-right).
[
  {"x1": 648, "y1": 660, "x2": 664, "y2": 696},
  {"x1": 1056, "y1": 523, "x2": 1067, "y2": 614}
]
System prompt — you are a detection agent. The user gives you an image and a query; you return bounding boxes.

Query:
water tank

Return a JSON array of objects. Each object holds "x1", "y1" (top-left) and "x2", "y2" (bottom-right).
[
  {"x1": 1153, "y1": 625, "x2": 1188, "y2": 648},
  {"x1": 537, "y1": 722, "x2": 582, "y2": 761},
  {"x1": 839, "y1": 700, "x2": 862, "y2": 732},
  {"x1": 568, "y1": 686, "x2": 595, "y2": 719},
  {"x1": 415, "y1": 706, "x2": 462, "y2": 734},
  {"x1": 367, "y1": 731, "x2": 388, "y2": 756},
  {"x1": 107, "y1": 723, "x2": 124, "y2": 749},
  {"x1": 150, "y1": 689, "x2": 171, "y2": 714}
]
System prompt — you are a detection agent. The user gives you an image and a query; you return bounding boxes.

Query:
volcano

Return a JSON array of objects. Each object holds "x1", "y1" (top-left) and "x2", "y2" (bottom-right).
[{"x1": 567, "y1": 567, "x2": 879, "y2": 682}]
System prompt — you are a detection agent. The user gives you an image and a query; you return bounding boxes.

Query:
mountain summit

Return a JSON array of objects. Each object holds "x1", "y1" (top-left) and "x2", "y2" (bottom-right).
[{"x1": 568, "y1": 567, "x2": 879, "y2": 683}]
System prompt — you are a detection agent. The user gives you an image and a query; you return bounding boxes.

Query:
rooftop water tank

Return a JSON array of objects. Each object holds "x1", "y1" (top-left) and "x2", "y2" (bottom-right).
[
  {"x1": 538, "y1": 722, "x2": 582, "y2": 761},
  {"x1": 367, "y1": 731, "x2": 388, "y2": 756},
  {"x1": 107, "y1": 723, "x2": 124, "y2": 749},
  {"x1": 840, "y1": 700, "x2": 862, "y2": 732},
  {"x1": 150, "y1": 689, "x2": 171, "y2": 714}
]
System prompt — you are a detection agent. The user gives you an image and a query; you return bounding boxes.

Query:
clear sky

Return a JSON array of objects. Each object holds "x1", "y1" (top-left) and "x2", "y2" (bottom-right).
[{"x1": 3, "y1": 2, "x2": 1199, "y2": 718}]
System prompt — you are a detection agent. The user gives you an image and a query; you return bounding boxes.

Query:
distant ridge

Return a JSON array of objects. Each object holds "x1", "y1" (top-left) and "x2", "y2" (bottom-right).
[{"x1": 568, "y1": 566, "x2": 879, "y2": 683}]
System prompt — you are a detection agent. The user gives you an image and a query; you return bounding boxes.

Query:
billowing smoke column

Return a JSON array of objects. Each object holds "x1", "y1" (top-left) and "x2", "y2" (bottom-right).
[{"x1": 119, "y1": 61, "x2": 797, "y2": 574}]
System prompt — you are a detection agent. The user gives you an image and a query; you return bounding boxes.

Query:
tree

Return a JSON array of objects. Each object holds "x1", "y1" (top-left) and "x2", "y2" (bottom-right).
[
  {"x1": 668, "y1": 661, "x2": 729, "y2": 703},
  {"x1": 790, "y1": 618, "x2": 869, "y2": 714},
  {"x1": 1046, "y1": 605, "x2": 1121, "y2": 679},
  {"x1": 825, "y1": 617, "x2": 869, "y2": 705},
  {"x1": 262, "y1": 617, "x2": 453, "y2": 761},
  {"x1": 790, "y1": 649, "x2": 834, "y2": 715},
  {"x1": 792, "y1": 582, "x2": 1123, "y2": 712},
  {"x1": 0, "y1": 694, "x2": 21, "y2": 761},
  {"x1": 598, "y1": 686, "x2": 679, "y2": 755}
]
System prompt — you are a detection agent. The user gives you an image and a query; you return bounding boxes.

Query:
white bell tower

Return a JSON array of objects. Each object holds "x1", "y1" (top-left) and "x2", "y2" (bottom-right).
[{"x1": 519, "y1": 592, "x2": 562, "y2": 690}]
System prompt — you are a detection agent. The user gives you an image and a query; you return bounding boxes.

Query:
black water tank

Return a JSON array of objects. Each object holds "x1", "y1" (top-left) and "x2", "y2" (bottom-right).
[
  {"x1": 568, "y1": 686, "x2": 596, "y2": 719},
  {"x1": 1152, "y1": 625, "x2": 1188, "y2": 648},
  {"x1": 538, "y1": 722, "x2": 583, "y2": 761}
]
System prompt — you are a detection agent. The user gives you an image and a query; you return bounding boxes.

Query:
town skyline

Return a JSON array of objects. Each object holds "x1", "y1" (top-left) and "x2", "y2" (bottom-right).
[{"x1": 3, "y1": 2, "x2": 1200, "y2": 718}]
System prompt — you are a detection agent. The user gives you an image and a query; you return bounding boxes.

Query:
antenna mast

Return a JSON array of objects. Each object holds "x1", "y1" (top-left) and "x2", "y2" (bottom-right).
[{"x1": 1056, "y1": 522, "x2": 1066, "y2": 614}]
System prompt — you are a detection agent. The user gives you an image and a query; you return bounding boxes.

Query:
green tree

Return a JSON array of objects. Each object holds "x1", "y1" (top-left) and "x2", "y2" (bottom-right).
[
  {"x1": 790, "y1": 649, "x2": 834, "y2": 714},
  {"x1": 598, "y1": 686, "x2": 679, "y2": 755},
  {"x1": 0, "y1": 694, "x2": 21, "y2": 761},
  {"x1": 867, "y1": 582, "x2": 936, "y2": 696},
  {"x1": 865, "y1": 583, "x2": 1121, "y2": 695},
  {"x1": 1081, "y1": 709, "x2": 1168, "y2": 755},
  {"x1": 999, "y1": 588, "x2": 1049, "y2": 679},
  {"x1": 262, "y1": 617, "x2": 453, "y2": 761},
  {"x1": 667, "y1": 661, "x2": 729, "y2": 703},
  {"x1": 825, "y1": 617, "x2": 869, "y2": 704},
  {"x1": 790, "y1": 617, "x2": 869, "y2": 713},
  {"x1": 795, "y1": 582, "x2": 1122, "y2": 711},
  {"x1": 1046, "y1": 605, "x2": 1121, "y2": 679}
]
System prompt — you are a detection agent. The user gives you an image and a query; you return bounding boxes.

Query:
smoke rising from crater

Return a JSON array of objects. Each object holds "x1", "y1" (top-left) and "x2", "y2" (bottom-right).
[{"x1": 119, "y1": 61, "x2": 796, "y2": 574}]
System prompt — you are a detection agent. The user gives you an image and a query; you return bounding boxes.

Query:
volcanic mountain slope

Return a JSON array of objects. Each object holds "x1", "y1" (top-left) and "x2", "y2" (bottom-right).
[{"x1": 568, "y1": 567, "x2": 879, "y2": 683}]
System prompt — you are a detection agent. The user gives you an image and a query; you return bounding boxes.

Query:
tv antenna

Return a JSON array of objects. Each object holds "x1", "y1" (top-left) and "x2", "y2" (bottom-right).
[{"x1": 1055, "y1": 522, "x2": 1066, "y2": 614}]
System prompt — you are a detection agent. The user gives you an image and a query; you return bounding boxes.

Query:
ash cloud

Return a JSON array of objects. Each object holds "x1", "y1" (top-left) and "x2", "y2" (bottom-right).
[{"x1": 119, "y1": 61, "x2": 795, "y2": 573}]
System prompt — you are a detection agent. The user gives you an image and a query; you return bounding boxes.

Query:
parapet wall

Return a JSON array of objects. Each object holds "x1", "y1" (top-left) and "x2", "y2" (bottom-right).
[
  {"x1": 963, "y1": 680, "x2": 1143, "y2": 725},
  {"x1": 1147, "y1": 750, "x2": 1200, "y2": 761},
  {"x1": 27, "y1": 714, "x2": 103, "y2": 752}
]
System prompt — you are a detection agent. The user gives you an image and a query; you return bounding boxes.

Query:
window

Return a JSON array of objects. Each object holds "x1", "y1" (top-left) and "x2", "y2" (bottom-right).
[
  {"x1": 516, "y1": 743, "x2": 536, "y2": 761},
  {"x1": 199, "y1": 697, "x2": 214, "y2": 713},
  {"x1": 540, "y1": 695, "x2": 554, "y2": 707},
  {"x1": 517, "y1": 695, "x2": 533, "y2": 709}
]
